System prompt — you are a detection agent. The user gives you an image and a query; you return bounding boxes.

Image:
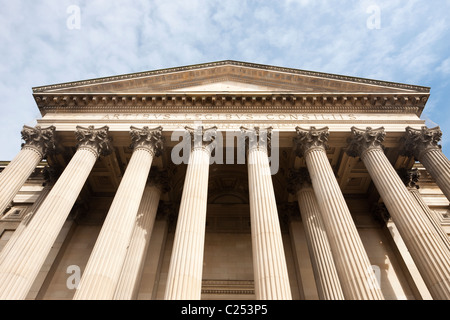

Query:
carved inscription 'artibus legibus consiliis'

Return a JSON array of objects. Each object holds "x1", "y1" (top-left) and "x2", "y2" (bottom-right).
[{"x1": 101, "y1": 113, "x2": 358, "y2": 121}]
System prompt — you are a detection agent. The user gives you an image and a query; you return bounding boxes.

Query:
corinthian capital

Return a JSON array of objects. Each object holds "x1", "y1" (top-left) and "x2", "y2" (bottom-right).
[
  {"x1": 240, "y1": 126, "x2": 272, "y2": 153},
  {"x1": 75, "y1": 125, "x2": 112, "y2": 157},
  {"x1": 345, "y1": 126, "x2": 385, "y2": 158},
  {"x1": 130, "y1": 126, "x2": 164, "y2": 156},
  {"x1": 401, "y1": 126, "x2": 442, "y2": 159},
  {"x1": 42, "y1": 164, "x2": 63, "y2": 185},
  {"x1": 148, "y1": 167, "x2": 170, "y2": 193},
  {"x1": 293, "y1": 126, "x2": 329, "y2": 158},
  {"x1": 287, "y1": 168, "x2": 312, "y2": 194},
  {"x1": 397, "y1": 168, "x2": 420, "y2": 189},
  {"x1": 371, "y1": 203, "x2": 391, "y2": 225},
  {"x1": 21, "y1": 125, "x2": 56, "y2": 158},
  {"x1": 185, "y1": 125, "x2": 218, "y2": 153}
]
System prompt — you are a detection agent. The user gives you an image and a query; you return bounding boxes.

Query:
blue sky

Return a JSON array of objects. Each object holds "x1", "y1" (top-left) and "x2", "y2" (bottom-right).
[{"x1": 1, "y1": 0, "x2": 449, "y2": 160}]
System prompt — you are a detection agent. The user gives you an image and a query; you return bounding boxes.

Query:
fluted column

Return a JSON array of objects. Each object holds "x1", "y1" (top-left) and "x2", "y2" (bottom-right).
[
  {"x1": 0, "y1": 125, "x2": 55, "y2": 215},
  {"x1": 74, "y1": 126, "x2": 163, "y2": 300},
  {"x1": 164, "y1": 126, "x2": 217, "y2": 300},
  {"x1": 346, "y1": 126, "x2": 450, "y2": 300},
  {"x1": 114, "y1": 169, "x2": 169, "y2": 300},
  {"x1": 0, "y1": 125, "x2": 112, "y2": 300},
  {"x1": 402, "y1": 126, "x2": 450, "y2": 201},
  {"x1": 371, "y1": 203, "x2": 433, "y2": 300},
  {"x1": 294, "y1": 126, "x2": 384, "y2": 300},
  {"x1": 288, "y1": 168, "x2": 344, "y2": 300},
  {"x1": 0, "y1": 165, "x2": 60, "y2": 259},
  {"x1": 398, "y1": 168, "x2": 450, "y2": 253},
  {"x1": 241, "y1": 126, "x2": 292, "y2": 300}
]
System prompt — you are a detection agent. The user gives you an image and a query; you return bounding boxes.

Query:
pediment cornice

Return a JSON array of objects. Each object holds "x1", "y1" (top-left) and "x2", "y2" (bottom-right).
[{"x1": 32, "y1": 60, "x2": 430, "y2": 94}]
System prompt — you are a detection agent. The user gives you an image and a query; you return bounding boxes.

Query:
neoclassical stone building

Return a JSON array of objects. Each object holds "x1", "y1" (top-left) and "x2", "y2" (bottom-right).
[{"x1": 0, "y1": 61, "x2": 449, "y2": 300}]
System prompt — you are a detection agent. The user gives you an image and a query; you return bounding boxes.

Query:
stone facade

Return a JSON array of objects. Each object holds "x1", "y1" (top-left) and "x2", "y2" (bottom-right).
[{"x1": 0, "y1": 60, "x2": 449, "y2": 300}]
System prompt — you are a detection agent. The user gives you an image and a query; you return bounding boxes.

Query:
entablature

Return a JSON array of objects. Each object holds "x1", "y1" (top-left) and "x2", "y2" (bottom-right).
[{"x1": 33, "y1": 92, "x2": 429, "y2": 117}]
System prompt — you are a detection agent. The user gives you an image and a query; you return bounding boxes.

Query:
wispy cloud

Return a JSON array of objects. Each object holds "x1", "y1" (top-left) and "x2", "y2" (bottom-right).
[{"x1": 0, "y1": 0, "x2": 449, "y2": 159}]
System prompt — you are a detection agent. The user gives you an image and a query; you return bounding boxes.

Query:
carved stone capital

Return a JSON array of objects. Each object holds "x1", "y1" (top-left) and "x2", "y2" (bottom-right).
[
  {"x1": 240, "y1": 126, "x2": 273, "y2": 154},
  {"x1": 279, "y1": 202, "x2": 301, "y2": 225},
  {"x1": 345, "y1": 126, "x2": 385, "y2": 158},
  {"x1": 69, "y1": 198, "x2": 91, "y2": 222},
  {"x1": 148, "y1": 167, "x2": 170, "y2": 193},
  {"x1": 75, "y1": 125, "x2": 112, "y2": 157},
  {"x1": 401, "y1": 126, "x2": 442, "y2": 160},
  {"x1": 21, "y1": 125, "x2": 56, "y2": 158},
  {"x1": 185, "y1": 125, "x2": 218, "y2": 153},
  {"x1": 287, "y1": 168, "x2": 312, "y2": 194},
  {"x1": 42, "y1": 164, "x2": 63, "y2": 186},
  {"x1": 157, "y1": 201, "x2": 178, "y2": 232},
  {"x1": 397, "y1": 168, "x2": 420, "y2": 189},
  {"x1": 157, "y1": 201, "x2": 177, "y2": 220},
  {"x1": 371, "y1": 202, "x2": 391, "y2": 225},
  {"x1": 130, "y1": 126, "x2": 164, "y2": 157},
  {"x1": 293, "y1": 126, "x2": 329, "y2": 158}
]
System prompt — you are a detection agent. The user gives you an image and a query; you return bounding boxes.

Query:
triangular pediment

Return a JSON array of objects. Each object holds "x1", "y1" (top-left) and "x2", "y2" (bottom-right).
[
  {"x1": 32, "y1": 60, "x2": 429, "y2": 95},
  {"x1": 170, "y1": 80, "x2": 294, "y2": 92}
]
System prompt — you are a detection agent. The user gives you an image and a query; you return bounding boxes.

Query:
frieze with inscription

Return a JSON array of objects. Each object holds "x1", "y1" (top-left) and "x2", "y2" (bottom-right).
[{"x1": 100, "y1": 113, "x2": 358, "y2": 121}]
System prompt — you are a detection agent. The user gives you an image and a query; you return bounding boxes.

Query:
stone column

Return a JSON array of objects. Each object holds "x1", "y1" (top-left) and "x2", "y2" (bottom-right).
[
  {"x1": 164, "y1": 126, "x2": 217, "y2": 300},
  {"x1": 144, "y1": 203, "x2": 174, "y2": 300},
  {"x1": 294, "y1": 126, "x2": 384, "y2": 300},
  {"x1": 402, "y1": 126, "x2": 450, "y2": 201},
  {"x1": 241, "y1": 126, "x2": 292, "y2": 300},
  {"x1": 0, "y1": 125, "x2": 55, "y2": 215},
  {"x1": 372, "y1": 203, "x2": 433, "y2": 300},
  {"x1": 74, "y1": 126, "x2": 163, "y2": 300},
  {"x1": 288, "y1": 168, "x2": 345, "y2": 300},
  {"x1": 346, "y1": 126, "x2": 450, "y2": 300},
  {"x1": 0, "y1": 165, "x2": 61, "y2": 259},
  {"x1": 398, "y1": 168, "x2": 450, "y2": 252},
  {"x1": 114, "y1": 168, "x2": 169, "y2": 300},
  {"x1": 284, "y1": 205, "x2": 319, "y2": 300},
  {"x1": 0, "y1": 125, "x2": 112, "y2": 300}
]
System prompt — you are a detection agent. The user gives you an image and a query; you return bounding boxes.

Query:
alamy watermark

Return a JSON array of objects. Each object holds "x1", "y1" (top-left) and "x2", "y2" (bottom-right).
[
  {"x1": 66, "y1": 5, "x2": 81, "y2": 30},
  {"x1": 170, "y1": 124, "x2": 280, "y2": 175},
  {"x1": 66, "y1": 265, "x2": 81, "y2": 289},
  {"x1": 366, "y1": 5, "x2": 381, "y2": 29},
  {"x1": 368, "y1": 265, "x2": 381, "y2": 290}
]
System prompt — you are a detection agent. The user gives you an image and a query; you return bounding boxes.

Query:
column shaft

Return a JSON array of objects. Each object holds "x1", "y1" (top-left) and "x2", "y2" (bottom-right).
[
  {"x1": 164, "y1": 148, "x2": 210, "y2": 300},
  {"x1": 0, "y1": 148, "x2": 42, "y2": 214},
  {"x1": 114, "y1": 184, "x2": 161, "y2": 300},
  {"x1": 296, "y1": 187, "x2": 344, "y2": 300},
  {"x1": 362, "y1": 148, "x2": 450, "y2": 299},
  {"x1": 248, "y1": 148, "x2": 292, "y2": 300},
  {"x1": 306, "y1": 148, "x2": 384, "y2": 299},
  {"x1": 419, "y1": 149, "x2": 450, "y2": 201},
  {"x1": 74, "y1": 148, "x2": 154, "y2": 299},
  {"x1": 0, "y1": 148, "x2": 98, "y2": 299},
  {"x1": 408, "y1": 187, "x2": 450, "y2": 252},
  {"x1": 0, "y1": 183, "x2": 52, "y2": 259}
]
